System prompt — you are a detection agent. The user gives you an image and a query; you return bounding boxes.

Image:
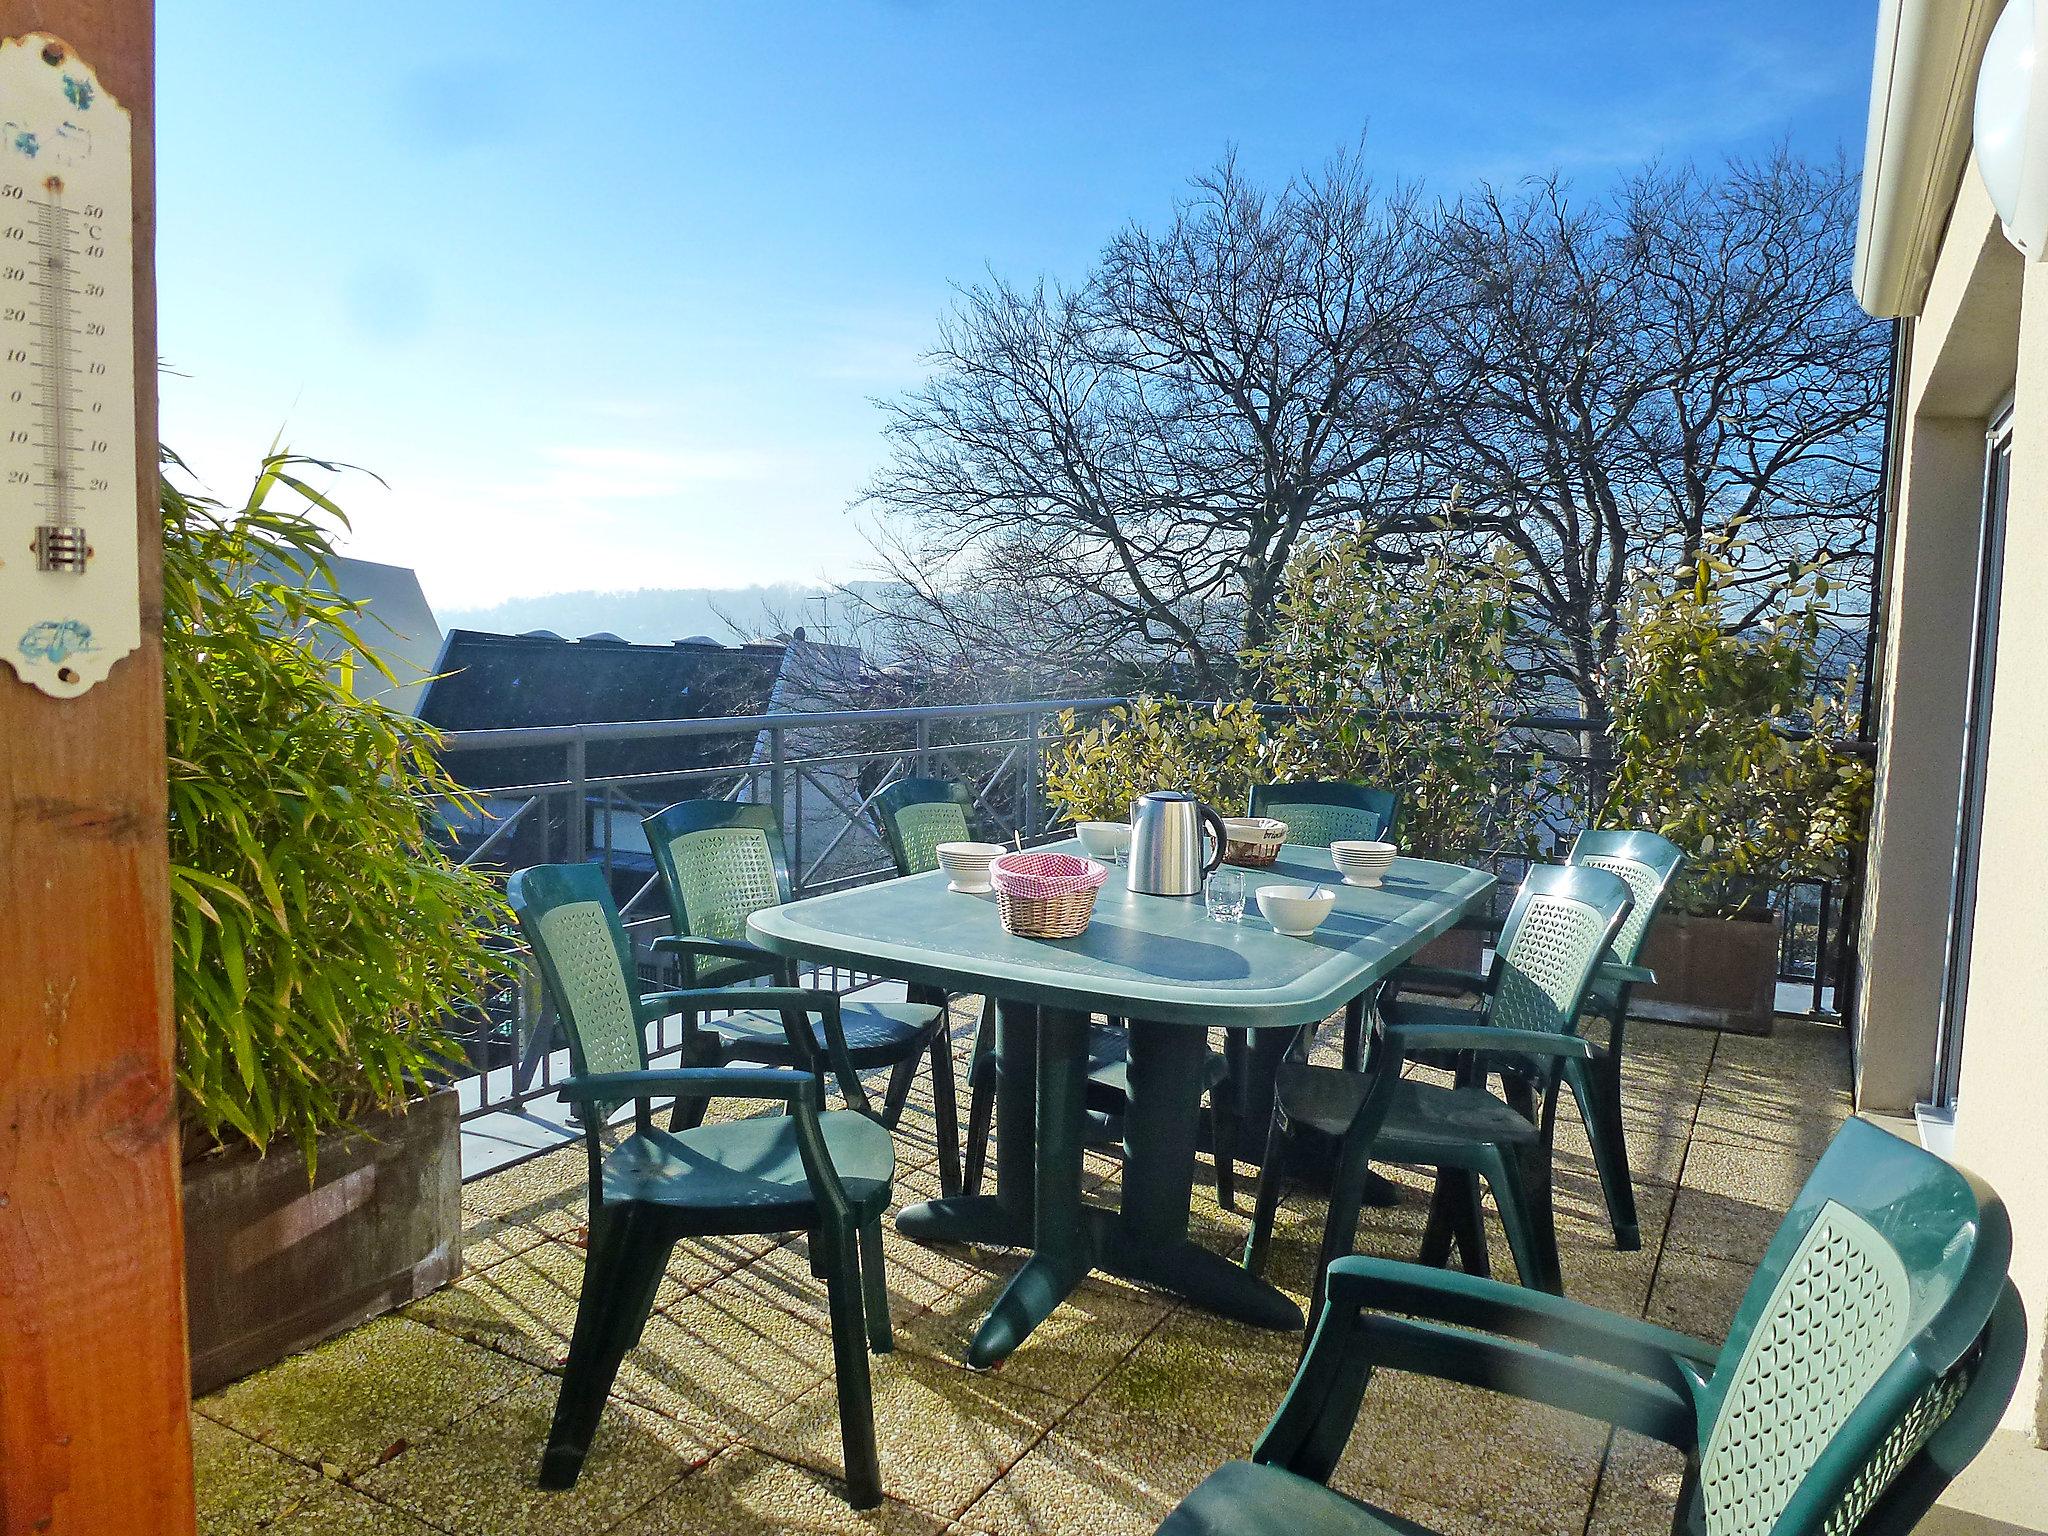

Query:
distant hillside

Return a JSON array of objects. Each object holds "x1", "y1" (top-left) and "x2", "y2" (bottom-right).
[{"x1": 440, "y1": 583, "x2": 899, "y2": 649}]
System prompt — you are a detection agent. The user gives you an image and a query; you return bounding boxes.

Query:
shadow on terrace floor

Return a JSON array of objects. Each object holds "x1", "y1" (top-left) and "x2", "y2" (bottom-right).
[{"x1": 191, "y1": 1011, "x2": 1860, "y2": 1536}]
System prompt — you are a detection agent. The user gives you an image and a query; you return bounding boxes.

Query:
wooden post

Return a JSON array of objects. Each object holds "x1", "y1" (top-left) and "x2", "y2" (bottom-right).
[{"x1": 0, "y1": 2, "x2": 193, "y2": 1532}]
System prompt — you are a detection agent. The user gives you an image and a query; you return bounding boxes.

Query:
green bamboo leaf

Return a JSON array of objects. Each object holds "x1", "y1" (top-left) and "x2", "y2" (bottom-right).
[{"x1": 162, "y1": 446, "x2": 501, "y2": 1175}]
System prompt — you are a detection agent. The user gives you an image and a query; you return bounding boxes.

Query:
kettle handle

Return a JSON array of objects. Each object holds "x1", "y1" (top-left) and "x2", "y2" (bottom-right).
[{"x1": 1199, "y1": 803, "x2": 1230, "y2": 879}]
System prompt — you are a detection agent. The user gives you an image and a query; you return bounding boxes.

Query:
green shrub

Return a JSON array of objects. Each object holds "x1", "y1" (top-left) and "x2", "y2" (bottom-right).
[
  {"x1": 1044, "y1": 697, "x2": 1269, "y2": 823},
  {"x1": 1043, "y1": 526, "x2": 1541, "y2": 855},
  {"x1": 1248, "y1": 525, "x2": 1540, "y2": 859},
  {"x1": 165, "y1": 450, "x2": 511, "y2": 1169},
  {"x1": 1600, "y1": 536, "x2": 1873, "y2": 919}
]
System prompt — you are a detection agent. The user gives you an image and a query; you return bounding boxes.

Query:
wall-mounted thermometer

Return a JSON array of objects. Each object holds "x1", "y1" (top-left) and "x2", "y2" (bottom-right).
[{"x1": 0, "y1": 32, "x2": 136, "y2": 698}]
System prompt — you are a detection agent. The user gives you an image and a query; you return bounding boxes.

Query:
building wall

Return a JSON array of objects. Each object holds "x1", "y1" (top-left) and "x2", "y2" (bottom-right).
[
  {"x1": 1860, "y1": 162, "x2": 2046, "y2": 1437},
  {"x1": 1952, "y1": 250, "x2": 2048, "y2": 1443},
  {"x1": 1858, "y1": 171, "x2": 2020, "y2": 1112}
]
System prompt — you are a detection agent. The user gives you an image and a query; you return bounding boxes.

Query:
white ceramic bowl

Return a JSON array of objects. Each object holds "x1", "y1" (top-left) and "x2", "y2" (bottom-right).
[
  {"x1": 1329, "y1": 839, "x2": 1397, "y2": 886},
  {"x1": 1257, "y1": 883, "x2": 1338, "y2": 937},
  {"x1": 935, "y1": 840, "x2": 1005, "y2": 893},
  {"x1": 1074, "y1": 820, "x2": 1132, "y2": 861}
]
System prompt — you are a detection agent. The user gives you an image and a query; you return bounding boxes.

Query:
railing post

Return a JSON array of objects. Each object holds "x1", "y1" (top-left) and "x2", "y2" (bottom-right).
[
  {"x1": 565, "y1": 731, "x2": 588, "y2": 862},
  {"x1": 914, "y1": 716, "x2": 932, "y2": 778},
  {"x1": 790, "y1": 761, "x2": 806, "y2": 896},
  {"x1": 768, "y1": 724, "x2": 785, "y2": 819},
  {"x1": 1023, "y1": 710, "x2": 1043, "y2": 838},
  {"x1": 1813, "y1": 880, "x2": 1832, "y2": 1017}
]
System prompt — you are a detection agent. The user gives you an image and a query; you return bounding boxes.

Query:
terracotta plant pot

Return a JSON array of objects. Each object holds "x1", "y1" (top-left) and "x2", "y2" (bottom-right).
[
  {"x1": 182, "y1": 1087, "x2": 462, "y2": 1394},
  {"x1": 1631, "y1": 909, "x2": 1783, "y2": 1036}
]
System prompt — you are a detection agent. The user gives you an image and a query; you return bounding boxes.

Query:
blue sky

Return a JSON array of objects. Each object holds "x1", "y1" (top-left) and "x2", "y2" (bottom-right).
[{"x1": 157, "y1": 1, "x2": 1873, "y2": 611}]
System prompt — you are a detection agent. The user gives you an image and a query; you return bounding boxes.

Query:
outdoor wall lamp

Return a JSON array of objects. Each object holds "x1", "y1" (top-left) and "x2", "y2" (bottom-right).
[{"x1": 1977, "y1": 0, "x2": 2048, "y2": 256}]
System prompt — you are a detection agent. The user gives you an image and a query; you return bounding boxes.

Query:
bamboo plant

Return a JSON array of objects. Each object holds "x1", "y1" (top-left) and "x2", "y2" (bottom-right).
[{"x1": 164, "y1": 449, "x2": 511, "y2": 1170}]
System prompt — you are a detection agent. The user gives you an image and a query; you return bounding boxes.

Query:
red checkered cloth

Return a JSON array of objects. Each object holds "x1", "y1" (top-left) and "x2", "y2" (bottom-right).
[{"x1": 988, "y1": 850, "x2": 1107, "y2": 899}]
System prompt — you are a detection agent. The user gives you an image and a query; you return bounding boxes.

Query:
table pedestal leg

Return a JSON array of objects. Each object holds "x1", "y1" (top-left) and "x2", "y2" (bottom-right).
[
  {"x1": 1106, "y1": 1021, "x2": 1303, "y2": 1333},
  {"x1": 967, "y1": 1007, "x2": 1092, "y2": 1368},
  {"x1": 900, "y1": 1007, "x2": 1303, "y2": 1360},
  {"x1": 895, "y1": 999, "x2": 1038, "y2": 1250}
]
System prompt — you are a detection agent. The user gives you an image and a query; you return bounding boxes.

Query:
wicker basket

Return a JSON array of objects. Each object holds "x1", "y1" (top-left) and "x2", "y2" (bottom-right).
[
  {"x1": 1222, "y1": 817, "x2": 1288, "y2": 869},
  {"x1": 989, "y1": 850, "x2": 1106, "y2": 939}
]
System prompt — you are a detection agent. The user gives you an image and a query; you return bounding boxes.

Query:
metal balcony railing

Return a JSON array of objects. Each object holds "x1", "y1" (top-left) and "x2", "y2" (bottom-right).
[
  {"x1": 431, "y1": 698, "x2": 1852, "y2": 1124},
  {"x1": 432, "y1": 698, "x2": 1122, "y2": 1119}
]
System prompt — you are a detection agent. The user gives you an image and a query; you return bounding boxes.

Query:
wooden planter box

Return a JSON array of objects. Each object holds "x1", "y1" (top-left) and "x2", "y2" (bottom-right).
[
  {"x1": 1631, "y1": 910, "x2": 1783, "y2": 1037},
  {"x1": 183, "y1": 1087, "x2": 463, "y2": 1395},
  {"x1": 1405, "y1": 924, "x2": 1488, "y2": 989}
]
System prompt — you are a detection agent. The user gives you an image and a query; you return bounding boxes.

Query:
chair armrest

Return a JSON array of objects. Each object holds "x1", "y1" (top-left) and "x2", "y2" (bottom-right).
[
  {"x1": 1391, "y1": 963, "x2": 1488, "y2": 995},
  {"x1": 652, "y1": 933, "x2": 790, "y2": 984},
  {"x1": 1598, "y1": 960, "x2": 1656, "y2": 988},
  {"x1": 1452, "y1": 911, "x2": 1505, "y2": 936},
  {"x1": 653, "y1": 933, "x2": 775, "y2": 964},
  {"x1": 1326, "y1": 1257, "x2": 1719, "y2": 1376},
  {"x1": 1252, "y1": 1256, "x2": 1708, "y2": 1483},
  {"x1": 557, "y1": 1066, "x2": 813, "y2": 1107},
  {"x1": 1384, "y1": 1021, "x2": 1593, "y2": 1060},
  {"x1": 638, "y1": 986, "x2": 870, "y2": 1115},
  {"x1": 638, "y1": 985, "x2": 818, "y2": 1016}
]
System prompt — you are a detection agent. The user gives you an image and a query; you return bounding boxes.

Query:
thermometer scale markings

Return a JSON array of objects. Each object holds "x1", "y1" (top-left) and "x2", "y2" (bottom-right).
[
  {"x1": 27, "y1": 177, "x2": 87, "y2": 572},
  {"x1": 1, "y1": 30, "x2": 138, "y2": 698}
]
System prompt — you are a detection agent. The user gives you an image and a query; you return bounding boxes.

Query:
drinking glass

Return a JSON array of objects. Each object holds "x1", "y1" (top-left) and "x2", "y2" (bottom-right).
[{"x1": 1205, "y1": 868, "x2": 1246, "y2": 923}]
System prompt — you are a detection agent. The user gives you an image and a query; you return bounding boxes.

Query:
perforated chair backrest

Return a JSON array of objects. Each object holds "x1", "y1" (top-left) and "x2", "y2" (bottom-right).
[
  {"x1": 642, "y1": 800, "x2": 792, "y2": 987},
  {"x1": 1568, "y1": 828, "x2": 1686, "y2": 967},
  {"x1": 875, "y1": 777, "x2": 975, "y2": 876},
  {"x1": 1687, "y1": 1117, "x2": 2016, "y2": 1536},
  {"x1": 1486, "y1": 862, "x2": 1634, "y2": 1037},
  {"x1": 1250, "y1": 780, "x2": 1398, "y2": 849},
  {"x1": 508, "y1": 862, "x2": 647, "y2": 1085}
]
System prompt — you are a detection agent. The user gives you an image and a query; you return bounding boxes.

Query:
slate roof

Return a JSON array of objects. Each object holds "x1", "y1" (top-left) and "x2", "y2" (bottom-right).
[
  {"x1": 264, "y1": 554, "x2": 445, "y2": 715},
  {"x1": 418, "y1": 629, "x2": 788, "y2": 790}
]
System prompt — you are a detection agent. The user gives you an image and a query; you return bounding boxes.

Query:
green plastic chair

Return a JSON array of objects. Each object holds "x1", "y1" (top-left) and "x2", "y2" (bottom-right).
[
  {"x1": 1159, "y1": 1117, "x2": 2025, "y2": 1536},
  {"x1": 1245, "y1": 863, "x2": 1635, "y2": 1313},
  {"x1": 509, "y1": 862, "x2": 895, "y2": 1507},
  {"x1": 872, "y1": 776, "x2": 983, "y2": 1191},
  {"x1": 1249, "y1": 780, "x2": 1400, "y2": 849},
  {"x1": 874, "y1": 778, "x2": 994, "y2": 1194},
  {"x1": 874, "y1": 775, "x2": 979, "y2": 881},
  {"x1": 642, "y1": 799, "x2": 961, "y2": 1192},
  {"x1": 872, "y1": 778, "x2": 1239, "y2": 1206},
  {"x1": 1398, "y1": 829, "x2": 1686, "y2": 1251},
  {"x1": 1251, "y1": 780, "x2": 1402, "y2": 1075}
]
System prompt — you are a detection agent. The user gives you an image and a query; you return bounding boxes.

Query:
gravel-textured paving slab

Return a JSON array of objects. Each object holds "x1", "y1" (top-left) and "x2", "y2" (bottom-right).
[{"x1": 193, "y1": 1012, "x2": 1850, "y2": 1536}]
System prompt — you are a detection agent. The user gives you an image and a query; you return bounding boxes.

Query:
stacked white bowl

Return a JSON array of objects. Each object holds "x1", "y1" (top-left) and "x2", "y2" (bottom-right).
[
  {"x1": 935, "y1": 841, "x2": 1005, "y2": 893},
  {"x1": 1329, "y1": 839, "x2": 1397, "y2": 887}
]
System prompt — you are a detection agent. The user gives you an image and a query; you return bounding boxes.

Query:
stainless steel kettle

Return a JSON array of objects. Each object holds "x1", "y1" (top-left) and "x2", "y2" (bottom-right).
[{"x1": 1126, "y1": 790, "x2": 1229, "y2": 897}]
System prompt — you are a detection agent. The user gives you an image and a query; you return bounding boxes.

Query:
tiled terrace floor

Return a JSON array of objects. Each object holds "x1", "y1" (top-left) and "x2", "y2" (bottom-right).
[{"x1": 192, "y1": 1008, "x2": 1852, "y2": 1536}]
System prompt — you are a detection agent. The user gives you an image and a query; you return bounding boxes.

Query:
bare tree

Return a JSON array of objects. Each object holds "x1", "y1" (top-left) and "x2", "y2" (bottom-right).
[
  {"x1": 858, "y1": 149, "x2": 1442, "y2": 695},
  {"x1": 858, "y1": 148, "x2": 1884, "y2": 725},
  {"x1": 1414, "y1": 151, "x2": 1887, "y2": 725}
]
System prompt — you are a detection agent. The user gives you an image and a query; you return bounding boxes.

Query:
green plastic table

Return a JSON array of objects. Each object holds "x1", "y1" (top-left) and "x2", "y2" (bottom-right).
[{"x1": 748, "y1": 842, "x2": 1495, "y2": 1367}]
